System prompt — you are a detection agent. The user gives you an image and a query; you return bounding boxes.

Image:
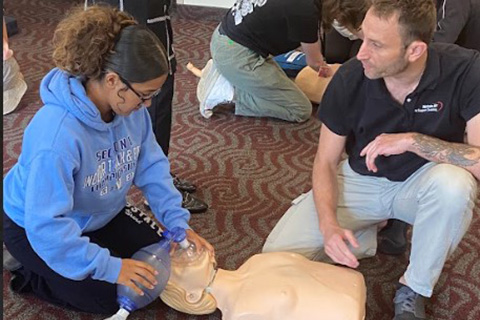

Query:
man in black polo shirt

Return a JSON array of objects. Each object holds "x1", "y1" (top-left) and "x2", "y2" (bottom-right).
[
  {"x1": 262, "y1": 0, "x2": 479, "y2": 319},
  {"x1": 379, "y1": 0, "x2": 480, "y2": 258}
]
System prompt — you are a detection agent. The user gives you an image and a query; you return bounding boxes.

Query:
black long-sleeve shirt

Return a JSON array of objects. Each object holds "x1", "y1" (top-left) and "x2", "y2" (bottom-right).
[{"x1": 434, "y1": 0, "x2": 480, "y2": 51}]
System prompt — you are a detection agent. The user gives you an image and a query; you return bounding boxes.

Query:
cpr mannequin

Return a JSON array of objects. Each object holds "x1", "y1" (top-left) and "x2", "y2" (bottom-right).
[
  {"x1": 294, "y1": 64, "x2": 341, "y2": 104},
  {"x1": 160, "y1": 249, "x2": 366, "y2": 320},
  {"x1": 186, "y1": 61, "x2": 341, "y2": 111}
]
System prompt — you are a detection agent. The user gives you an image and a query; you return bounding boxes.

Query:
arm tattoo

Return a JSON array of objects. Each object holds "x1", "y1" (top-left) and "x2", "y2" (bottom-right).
[{"x1": 412, "y1": 134, "x2": 480, "y2": 168}]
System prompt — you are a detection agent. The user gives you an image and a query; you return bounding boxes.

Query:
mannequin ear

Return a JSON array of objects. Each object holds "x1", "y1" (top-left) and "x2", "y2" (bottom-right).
[
  {"x1": 185, "y1": 289, "x2": 204, "y2": 304},
  {"x1": 406, "y1": 40, "x2": 427, "y2": 63}
]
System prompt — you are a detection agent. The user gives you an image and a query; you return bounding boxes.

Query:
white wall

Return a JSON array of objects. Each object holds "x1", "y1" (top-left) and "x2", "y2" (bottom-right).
[{"x1": 181, "y1": 0, "x2": 235, "y2": 9}]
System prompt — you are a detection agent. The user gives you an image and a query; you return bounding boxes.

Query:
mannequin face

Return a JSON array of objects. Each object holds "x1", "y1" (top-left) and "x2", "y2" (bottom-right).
[{"x1": 169, "y1": 249, "x2": 216, "y2": 303}]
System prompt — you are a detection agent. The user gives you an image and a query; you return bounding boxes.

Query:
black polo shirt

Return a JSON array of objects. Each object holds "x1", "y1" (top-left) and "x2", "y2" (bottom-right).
[
  {"x1": 220, "y1": 0, "x2": 319, "y2": 58},
  {"x1": 318, "y1": 42, "x2": 480, "y2": 181}
]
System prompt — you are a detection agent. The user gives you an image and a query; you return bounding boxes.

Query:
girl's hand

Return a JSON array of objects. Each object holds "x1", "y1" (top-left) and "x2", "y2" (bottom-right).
[{"x1": 117, "y1": 259, "x2": 159, "y2": 296}]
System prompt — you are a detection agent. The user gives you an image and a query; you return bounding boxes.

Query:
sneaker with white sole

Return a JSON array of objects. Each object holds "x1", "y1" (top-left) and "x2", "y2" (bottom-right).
[
  {"x1": 196, "y1": 59, "x2": 234, "y2": 119},
  {"x1": 393, "y1": 284, "x2": 427, "y2": 319},
  {"x1": 3, "y1": 57, "x2": 27, "y2": 115}
]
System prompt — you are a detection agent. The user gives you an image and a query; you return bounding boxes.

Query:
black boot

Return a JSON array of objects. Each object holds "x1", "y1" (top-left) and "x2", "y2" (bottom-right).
[
  {"x1": 377, "y1": 219, "x2": 409, "y2": 255},
  {"x1": 180, "y1": 191, "x2": 208, "y2": 214},
  {"x1": 171, "y1": 173, "x2": 197, "y2": 193},
  {"x1": 9, "y1": 271, "x2": 32, "y2": 293}
]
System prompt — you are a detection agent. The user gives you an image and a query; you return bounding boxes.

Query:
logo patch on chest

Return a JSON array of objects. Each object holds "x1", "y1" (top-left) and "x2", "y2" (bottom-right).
[{"x1": 414, "y1": 101, "x2": 444, "y2": 113}]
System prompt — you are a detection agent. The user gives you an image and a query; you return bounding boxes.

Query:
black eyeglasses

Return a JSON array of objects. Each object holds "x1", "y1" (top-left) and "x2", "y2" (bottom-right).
[{"x1": 118, "y1": 75, "x2": 161, "y2": 103}]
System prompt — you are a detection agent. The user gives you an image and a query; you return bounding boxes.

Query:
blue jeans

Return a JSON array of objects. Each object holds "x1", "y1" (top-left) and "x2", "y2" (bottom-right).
[{"x1": 263, "y1": 160, "x2": 477, "y2": 297}]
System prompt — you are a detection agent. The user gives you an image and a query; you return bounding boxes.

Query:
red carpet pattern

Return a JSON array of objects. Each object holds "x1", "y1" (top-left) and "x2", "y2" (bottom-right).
[{"x1": 3, "y1": 1, "x2": 480, "y2": 319}]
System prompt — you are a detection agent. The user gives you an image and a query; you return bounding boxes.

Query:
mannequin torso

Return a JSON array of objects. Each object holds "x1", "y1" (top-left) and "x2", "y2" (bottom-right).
[
  {"x1": 211, "y1": 252, "x2": 365, "y2": 320},
  {"x1": 162, "y1": 251, "x2": 366, "y2": 320}
]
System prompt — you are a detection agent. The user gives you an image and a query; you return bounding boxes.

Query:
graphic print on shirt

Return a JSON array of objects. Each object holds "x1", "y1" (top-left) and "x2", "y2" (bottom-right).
[
  {"x1": 83, "y1": 136, "x2": 140, "y2": 196},
  {"x1": 232, "y1": 0, "x2": 267, "y2": 25}
]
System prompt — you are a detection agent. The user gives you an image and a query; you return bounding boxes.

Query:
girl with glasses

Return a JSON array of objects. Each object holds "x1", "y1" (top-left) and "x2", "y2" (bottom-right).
[{"x1": 3, "y1": 5, "x2": 213, "y2": 314}]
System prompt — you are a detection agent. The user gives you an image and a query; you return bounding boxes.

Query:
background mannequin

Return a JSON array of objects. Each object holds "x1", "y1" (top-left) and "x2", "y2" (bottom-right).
[
  {"x1": 294, "y1": 64, "x2": 341, "y2": 104},
  {"x1": 160, "y1": 250, "x2": 366, "y2": 320},
  {"x1": 186, "y1": 61, "x2": 340, "y2": 114}
]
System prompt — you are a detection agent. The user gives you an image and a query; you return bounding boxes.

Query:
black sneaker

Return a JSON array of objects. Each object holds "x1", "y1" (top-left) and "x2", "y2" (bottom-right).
[
  {"x1": 378, "y1": 219, "x2": 409, "y2": 255},
  {"x1": 171, "y1": 173, "x2": 197, "y2": 193},
  {"x1": 393, "y1": 284, "x2": 427, "y2": 319},
  {"x1": 181, "y1": 191, "x2": 208, "y2": 214},
  {"x1": 9, "y1": 271, "x2": 32, "y2": 293}
]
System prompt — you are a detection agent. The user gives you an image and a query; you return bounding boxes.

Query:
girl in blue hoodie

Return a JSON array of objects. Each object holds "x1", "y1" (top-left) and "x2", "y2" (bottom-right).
[{"x1": 3, "y1": 5, "x2": 213, "y2": 314}]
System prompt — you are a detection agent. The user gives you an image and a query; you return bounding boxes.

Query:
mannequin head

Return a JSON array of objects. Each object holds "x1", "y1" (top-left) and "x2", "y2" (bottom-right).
[
  {"x1": 160, "y1": 249, "x2": 217, "y2": 315},
  {"x1": 294, "y1": 64, "x2": 341, "y2": 104}
]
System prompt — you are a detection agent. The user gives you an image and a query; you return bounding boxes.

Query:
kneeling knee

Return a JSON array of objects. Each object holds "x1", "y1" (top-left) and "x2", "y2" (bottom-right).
[
  {"x1": 427, "y1": 164, "x2": 477, "y2": 200},
  {"x1": 294, "y1": 103, "x2": 312, "y2": 123},
  {"x1": 423, "y1": 165, "x2": 477, "y2": 225}
]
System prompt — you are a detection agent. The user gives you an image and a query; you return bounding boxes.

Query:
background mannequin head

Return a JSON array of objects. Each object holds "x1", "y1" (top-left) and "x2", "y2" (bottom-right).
[{"x1": 295, "y1": 64, "x2": 341, "y2": 104}]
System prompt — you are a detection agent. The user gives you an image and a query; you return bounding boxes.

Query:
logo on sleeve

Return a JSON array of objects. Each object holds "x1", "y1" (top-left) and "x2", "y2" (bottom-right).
[{"x1": 414, "y1": 101, "x2": 444, "y2": 113}]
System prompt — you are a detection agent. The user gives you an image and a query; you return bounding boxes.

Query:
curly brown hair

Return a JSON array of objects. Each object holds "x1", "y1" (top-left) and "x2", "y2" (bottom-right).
[
  {"x1": 53, "y1": 5, "x2": 137, "y2": 80},
  {"x1": 322, "y1": 0, "x2": 370, "y2": 32},
  {"x1": 370, "y1": 0, "x2": 436, "y2": 44}
]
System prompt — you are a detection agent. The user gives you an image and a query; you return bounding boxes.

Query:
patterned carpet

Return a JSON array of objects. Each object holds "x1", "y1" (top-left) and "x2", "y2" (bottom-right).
[{"x1": 3, "y1": 1, "x2": 480, "y2": 319}]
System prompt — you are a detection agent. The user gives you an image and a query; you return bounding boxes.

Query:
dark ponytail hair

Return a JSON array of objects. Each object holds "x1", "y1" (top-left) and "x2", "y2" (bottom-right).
[{"x1": 53, "y1": 5, "x2": 168, "y2": 82}]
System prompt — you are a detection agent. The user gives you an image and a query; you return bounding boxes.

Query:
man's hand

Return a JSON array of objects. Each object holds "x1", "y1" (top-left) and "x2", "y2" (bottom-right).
[
  {"x1": 185, "y1": 229, "x2": 215, "y2": 258},
  {"x1": 318, "y1": 63, "x2": 333, "y2": 78},
  {"x1": 360, "y1": 133, "x2": 412, "y2": 172},
  {"x1": 117, "y1": 259, "x2": 159, "y2": 296},
  {"x1": 301, "y1": 40, "x2": 333, "y2": 78},
  {"x1": 322, "y1": 224, "x2": 359, "y2": 268}
]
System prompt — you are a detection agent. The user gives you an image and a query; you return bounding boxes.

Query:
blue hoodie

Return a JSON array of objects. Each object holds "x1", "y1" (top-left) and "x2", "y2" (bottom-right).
[{"x1": 3, "y1": 68, "x2": 190, "y2": 284}]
